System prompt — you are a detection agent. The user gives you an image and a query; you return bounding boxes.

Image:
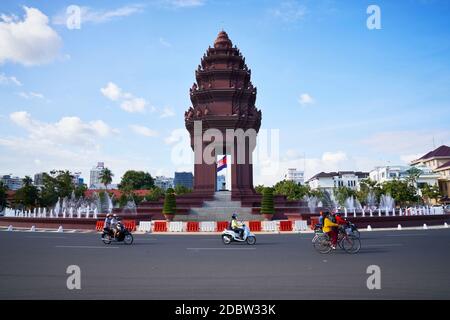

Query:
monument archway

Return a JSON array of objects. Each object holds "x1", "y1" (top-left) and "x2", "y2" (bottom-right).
[{"x1": 184, "y1": 31, "x2": 262, "y2": 200}]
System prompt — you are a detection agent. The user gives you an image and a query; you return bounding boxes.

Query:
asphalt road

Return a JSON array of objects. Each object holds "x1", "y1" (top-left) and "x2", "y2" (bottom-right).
[{"x1": 0, "y1": 229, "x2": 449, "y2": 299}]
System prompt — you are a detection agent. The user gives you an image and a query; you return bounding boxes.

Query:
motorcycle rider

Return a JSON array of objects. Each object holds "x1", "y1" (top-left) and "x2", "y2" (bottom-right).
[
  {"x1": 103, "y1": 213, "x2": 113, "y2": 234},
  {"x1": 231, "y1": 213, "x2": 244, "y2": 239},
  {"x1": 111, "y1": 214, "x2": 119, "y2": 238}
]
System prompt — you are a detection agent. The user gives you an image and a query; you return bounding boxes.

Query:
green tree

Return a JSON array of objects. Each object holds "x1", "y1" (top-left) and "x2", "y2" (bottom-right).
[
  {"x1": 99, "y1": 168, "x2": 114, "y2": 190},
  {"x1": 14, "y1": 176, "x2": 39, "y2": 210},
  {"x1": 147, "y1": 187, "x2": 165, "y2": 201},
  {"x1": 405, "y1": 167, "x2": 422, "y2": 186},
  {"x1": 333, "y1": 186, "x2": 357, "y2": 206},
  {"x1": 273, "y1": 180, "x2": 312, "y2": 200},
  {"x1": 260, "y1": 187, "x2": 275, "y2": 215},
  {"x1": 381, "y1": 179, "x2": 419, "y2": 206},
  {"x1": 356, "y1": 178, "x2": 381, "y2": 206},
  {"x1": 174, "y1": 184, "x2": 192, "y2": 195},
  {"x1": 163, "y1": 188, "x2": 176, "y2": 215},
  {"x1": 0, "y1": 182, "x2": 8, "y2": 211},
  {"x1": 38, "y1": 170, "x2": 77, "y2": 207},
  {"x1": 254, "y1": 185, "x2": 265, "y2": 194},
  {"x1": 420, "y1": 183, "x2": 441, "y2": 204},
  {"x1": 119, "y1": 170, "x2": 154, "y2": 191}
]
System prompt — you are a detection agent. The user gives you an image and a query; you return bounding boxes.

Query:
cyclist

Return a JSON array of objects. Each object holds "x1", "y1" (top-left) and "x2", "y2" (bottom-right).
[{"x1": 322, "y1": 211, "x2": 339, "y2": 249}]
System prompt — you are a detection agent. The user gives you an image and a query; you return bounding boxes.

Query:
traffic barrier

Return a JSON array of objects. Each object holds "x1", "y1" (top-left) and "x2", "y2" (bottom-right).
[
  {"x1": 153, "y1": 221, "x2": 167, "y2": 232},
  {"x1": 138, "y1": 221, "x2": 152, "y2": 232},
  {"x1": 7, "y1": 225, "x2": 13, "y2": 231},
  {"x1": 279, "y1": 220, "x2": 293, "y2": 232},
  {"x1": 216, "y1": 221, "x2": 229, "y2": 232},
  {"x1": 187, "y1": 221, "x2": 199, "y2": 232},
  {"x1": 423, "y1": 223, "x2": 428, "y2": 230},
  {"x1": 200, "y1": 221, "x2": 216, "y2": 232},
  {"x1": 397, "y1": 224, "x2": 402, "y2": 230},
  {"x1": 169, "y1": 221, "x2": 184, "y2": 232},
  {"x1": 261, "y1": 221, "x2": 277, "y2": 232},
  {"x1": 123, "y1": 220, "x2": 136, "y2": 231},
  {"x1": 57, "y1": 226, "x2": 63, "y2": 233},
  {"x1": 95, "y1": 220, "x2": 103, "y2": 231},
  {"x1": 30, "y1": 226, "x2": 36, "y2": 232},
  {"x1": 249, "y1": 221, "x2": 261, "y2": 232},
  {"x1": 293, "y1": 220, "x2": 308, "y2": 231}
]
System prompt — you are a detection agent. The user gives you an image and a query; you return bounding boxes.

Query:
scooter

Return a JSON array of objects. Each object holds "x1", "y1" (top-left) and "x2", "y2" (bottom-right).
[
  {"x1": 101, "y1": 226, "x2": 133, "y2": 245},
  {"x1": 222, "y1": 223, "x2": 256, "y2": 245}
]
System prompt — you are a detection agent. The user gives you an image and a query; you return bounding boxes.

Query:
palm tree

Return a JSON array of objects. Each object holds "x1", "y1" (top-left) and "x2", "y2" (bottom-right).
[{"x1": 99, "y1": 168, "x2": 113, "y2": 190}]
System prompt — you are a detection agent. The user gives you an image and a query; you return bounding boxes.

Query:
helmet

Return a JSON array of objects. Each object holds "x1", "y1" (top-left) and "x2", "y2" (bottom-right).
[
  {"x1": 106, "y1": 213, "x2": 112, "y2": 217},
  {"x1": 231, "y1": 213, "x2": 237, "y2": 219},
  {"x1": 113, "y1": 214, "x2": 117, "y2": 218}
]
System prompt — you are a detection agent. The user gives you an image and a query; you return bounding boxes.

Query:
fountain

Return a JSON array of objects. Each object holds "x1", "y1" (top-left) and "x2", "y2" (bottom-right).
[{"x1": 304, "y1": 195, "x2": 319, "y2": 213}]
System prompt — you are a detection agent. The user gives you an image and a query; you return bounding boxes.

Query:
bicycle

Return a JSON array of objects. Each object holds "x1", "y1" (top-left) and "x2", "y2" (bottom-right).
[{"x1": 313, "y1": 227, "x2": 361, "y2": 254}]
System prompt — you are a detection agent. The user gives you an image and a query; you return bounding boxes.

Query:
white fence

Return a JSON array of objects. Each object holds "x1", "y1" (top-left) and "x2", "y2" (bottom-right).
[
  {"x1": 138, "y1": 221, "x2": 152, "y2": 232},
  {"x1": 168, "y1": 221, "x2": 184, "y2": 232}
]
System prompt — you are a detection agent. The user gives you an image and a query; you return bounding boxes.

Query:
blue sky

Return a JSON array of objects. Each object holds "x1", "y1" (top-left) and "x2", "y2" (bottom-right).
[{"x1": 0, "y1": 0, "x2": 449, "y2": 185}]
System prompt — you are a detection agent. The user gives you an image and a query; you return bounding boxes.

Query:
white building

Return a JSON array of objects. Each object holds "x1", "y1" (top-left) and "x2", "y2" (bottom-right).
[
  {"x1": 154, "y1": 176, "x2": 174, "y2": 190},
  {"x1": 0, "y1": 175, "x2": 23, "y2": 190},
  {"x1": 307, "y1": 171, "x2": 369, "y2": 194},
  {"x1": 285, "y1": 168, "x2": 304, "y2": 185},
  {"x1": 369, "y1": 165, "x2": 440, "y2": 188}
]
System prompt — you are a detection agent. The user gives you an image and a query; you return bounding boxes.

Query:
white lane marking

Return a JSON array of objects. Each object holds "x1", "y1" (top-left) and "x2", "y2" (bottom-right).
[
  {"x1": 364, "y1": 243, "x2": 404, "y2": 247},
  {"x1": 187, "y1": 247, "x2": 256, "y2": 250},
  {"x1": 386, "y1": 234, "x2": 428, "y2": 237},
  {"x1": 26, "y1": 236, "x2": 67, "y2": 239},
  {"x1": 55, "y1": 245, "x2": 118, "y2": 249}
]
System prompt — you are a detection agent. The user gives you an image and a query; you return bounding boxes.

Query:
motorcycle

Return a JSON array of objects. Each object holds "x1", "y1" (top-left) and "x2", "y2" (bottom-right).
[
  {"x1": 102, "y1": 227, "x2": 133, "y2": 245},
  {"x1": 222, "y1": 223, "x2": 256, "y2": 245}
]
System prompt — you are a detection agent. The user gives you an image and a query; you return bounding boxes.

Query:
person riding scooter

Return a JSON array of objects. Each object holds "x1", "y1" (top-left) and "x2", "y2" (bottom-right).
[
  {"x1": 111, "y1": 214, "x2": 119, "y2": 238},
  {"x1": 231, "y1": 213, "x2": 244, "y2": 239},
  {"x1": 103, "y1": 213, "x2": 112, "y2": 233}
]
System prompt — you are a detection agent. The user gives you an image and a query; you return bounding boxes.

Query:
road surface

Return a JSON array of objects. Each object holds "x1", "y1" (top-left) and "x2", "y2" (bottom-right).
[{"x1": 0, "y1": 229, "x2": 449, "y2": 299}]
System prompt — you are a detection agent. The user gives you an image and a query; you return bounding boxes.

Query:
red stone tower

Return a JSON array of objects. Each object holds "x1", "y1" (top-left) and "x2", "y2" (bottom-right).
[{"x1": 185, "y1": 31, "x2": 262, "y2": 200}]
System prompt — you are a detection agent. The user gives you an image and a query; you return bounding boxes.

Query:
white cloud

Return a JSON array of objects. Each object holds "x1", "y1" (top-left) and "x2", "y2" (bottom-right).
[
  {"x1": 160, "y1": 107, "x2": 175, "y2": 118},
  {"x1": 9, "y1": 111, "x2": 117, "y2": 147},
  {"x1": 163, "y1": 0, "x2": 206, "y2": 8},
  {"x1": 362, "y1": 130, "x2": 450, "y2": 155},
  {"x1": 100, "y1": 82, "x2": 122, "y2": 101},
  {"x1": 130, "y1": 125, "x2": 159, "y2": 137},
  {"x1": 270, "y1": 1, "x2": 307, "y2": 23},
  {"x1": 17, "y1": 91, "x2": 45, "y2": 100},
  {"x1": 322, "y1": 151, "x2": 347, "y2": 163},
  {"x1": 253, "y1": 149, "x2": 381, "y2": 186},
  {"x1": 298, "y1": 93, "x2": 315, "y2": 106},
  {"x1": 0, "y1": 6, "x2": 62, "y2": 66},
  {"x1": 121, "y1": 97, "x2": 147, "y2": 113},
  {"x1": 53, "y1": 4, "x2": 144, "y2": 25},
  {"x1": 101, "y1": 82, "x2": 149, "y2": 113},
  {"x1": 0, "y1": 73, "x2": 22, "y2": 86}
]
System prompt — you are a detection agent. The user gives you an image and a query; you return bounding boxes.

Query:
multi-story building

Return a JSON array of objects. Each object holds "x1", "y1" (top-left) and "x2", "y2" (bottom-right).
[
  {"x1": 33, "y1": 172, "x2": 45, "y2": 188},
  {"x1": 369, "y1": 165, "x2": 440, "y2": 188},
  {"x1": 411, "y1": 145, "x2": 450, "y2": 200},
  {"x1": 154, "y1": 176, "x2": 174, "y2": 191},
  {"x1": 307, "y1": 171, "x2": 369, "y2": 194},
  {"x1": 285, "y1": 168, "x2": 304, "y2": 185},
  {"x1": 174, "y1": 172, "x2": 193, "y2": 189},
  {"x1": 89, "y1": 162, "x2": 105, "y2": 189},
  {"x1": 0, "y1": 175, "x2": 23, "y2": 190}
]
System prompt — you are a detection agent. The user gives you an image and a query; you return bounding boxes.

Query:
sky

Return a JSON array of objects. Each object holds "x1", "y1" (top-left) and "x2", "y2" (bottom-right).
[{"x1": 0, "y1": 0, "x2": 449, "y2": 186}]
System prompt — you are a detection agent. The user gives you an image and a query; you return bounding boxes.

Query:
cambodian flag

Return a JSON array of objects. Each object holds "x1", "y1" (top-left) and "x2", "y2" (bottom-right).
[{"x1": 217, "y1": 155, "x2": 227, "y2": 172}]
